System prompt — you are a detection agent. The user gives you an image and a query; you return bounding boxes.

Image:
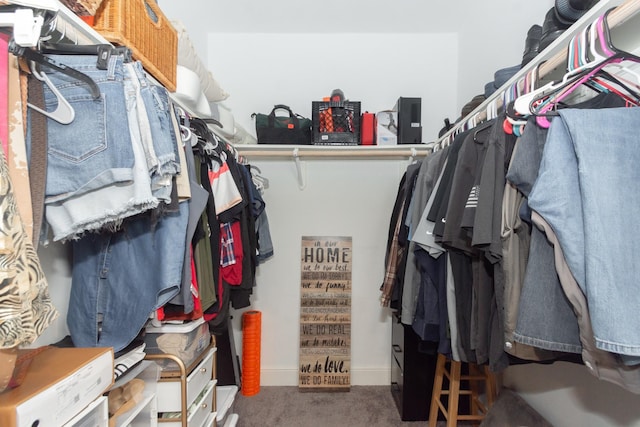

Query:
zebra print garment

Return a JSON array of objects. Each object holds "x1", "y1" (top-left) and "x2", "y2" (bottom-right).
[{"x1": 0, "y1": 148, "x2": 58, "y2": 349}]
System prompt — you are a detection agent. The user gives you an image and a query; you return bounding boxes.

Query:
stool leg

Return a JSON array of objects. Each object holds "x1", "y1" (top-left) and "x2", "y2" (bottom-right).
[
  {"x1": 484, "y1": 365, "x2": 497, "y2": 407},
  {"x1": 469, "y1": 364, "x2": 481, "y2": 416},
  {"x1": 429, "y1": 354, "x2": 446, "y2": 427},
  {"x1": 447, "y1": 360, "x2": 461, "y2": 427}
]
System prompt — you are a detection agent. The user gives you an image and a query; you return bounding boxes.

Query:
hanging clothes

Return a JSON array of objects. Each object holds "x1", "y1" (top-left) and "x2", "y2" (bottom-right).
[{"x1": 0, "y1": 147, "x2": 58, "y2": 349}]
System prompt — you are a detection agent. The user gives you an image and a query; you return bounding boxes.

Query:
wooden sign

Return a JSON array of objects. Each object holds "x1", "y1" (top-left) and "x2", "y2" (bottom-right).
[{"x1": 299, "y1": 236, "x2": 352, "y2": 391}]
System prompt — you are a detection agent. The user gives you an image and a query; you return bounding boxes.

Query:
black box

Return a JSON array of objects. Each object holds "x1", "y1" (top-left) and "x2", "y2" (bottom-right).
[
  {"x1": 312, "y1": 101, "x2": 361, "y2": 145},
  {"x1": 395, "y1": 97, "x2": 422, "y2": 144}
]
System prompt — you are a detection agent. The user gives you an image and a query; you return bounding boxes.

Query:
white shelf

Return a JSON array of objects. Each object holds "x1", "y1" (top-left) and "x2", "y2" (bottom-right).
[
  {"x1": 63, "y1": 396, "x2": 108, "y2": 427},
  {"x1": 215, "y1": 385, "x2": 238, "y2": 424},
  {"x1": 109, "y1": 361, "x2": 159, "y2": 427},
  {"x1": 112, "y1": 359, "x2": 153, "y2": 389},
  {"x1": 115, "y1": 393, "x2": 157, "y2": 427},
  {"x1": 224, "y1": 413, "x2": 239, "y2": 427}
]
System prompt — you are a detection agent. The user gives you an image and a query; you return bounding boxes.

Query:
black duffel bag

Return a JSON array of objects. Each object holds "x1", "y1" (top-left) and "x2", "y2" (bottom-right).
[{"x1": 252, "y1": 104, "x2": 312, "y2": 145}]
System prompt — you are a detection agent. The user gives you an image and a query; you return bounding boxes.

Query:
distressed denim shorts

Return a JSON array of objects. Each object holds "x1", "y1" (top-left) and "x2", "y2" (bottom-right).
[
  {"x1": 128, "y1": 62, "x2": 180, "y2": 178},
  {"x1": 41, "y1": 54, "x2": 134, "y2": 204}
]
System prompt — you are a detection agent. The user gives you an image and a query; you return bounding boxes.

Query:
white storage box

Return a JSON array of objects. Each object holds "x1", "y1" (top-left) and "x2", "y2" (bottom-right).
[
  {"x1": 144, "y1": 318, "x2": 211, "y2": 372},
  {"x1": 376, "y1": 110, "x2": 398, "y2": 146}
]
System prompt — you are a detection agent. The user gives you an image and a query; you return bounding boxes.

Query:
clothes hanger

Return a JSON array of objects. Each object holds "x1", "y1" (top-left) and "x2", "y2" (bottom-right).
[
  {"x1": 503, "y1": 66, "x2": 535, "y2": 135},
  {"x1": 472, "y1": 118, "x2": 494, "y2": 142},
  {"x1": 532, "y1": 8, "x2": 640, "y2": 126},
  {"x1": 180, "y1": 124, "x2": 194, "y2": 147},
  {"x1": 596, "y1": 9, "x2": 640, "y2": 87},
  {"x1": 27, "y1": 60, "x2": 74, "y2": 124},
  {"x1": 8, "y1": 39, "x2": 100, "y2": 99},
  {"x1": 40, "y1": 42, "x2": 133, "y2": 70},
  {"x1": 190, "y1": 117, "x2": 227, "y2": 165},
  {"x1": 579, "y1": 18, "x2": 640, "y2": 104},
  {"x1": 512, "y1": 29, "x2": 600, "y2": 117},
  {"x1": 250, "y1": 165, "x2": 270, "y2": 193},
  {"x1": 533, "y1": 53, "x2": 633, "y2": 128}
]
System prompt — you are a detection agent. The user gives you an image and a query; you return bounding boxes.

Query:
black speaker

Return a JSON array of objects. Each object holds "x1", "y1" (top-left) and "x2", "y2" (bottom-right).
[{"x1": 395, "y1": 97, "x2": 422, "y2": 144}]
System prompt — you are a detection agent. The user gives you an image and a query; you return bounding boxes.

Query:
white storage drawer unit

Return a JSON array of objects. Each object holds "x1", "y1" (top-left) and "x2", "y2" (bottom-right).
[
  {"x1": 146, "y1": 339, "x2": 216, "y2": 427},
  {"x1": 161, "y1": 381, "x2": 215, "y2": 427},
  {"x1": 155, "y1": 347, "x2": 215, "y2": 412}
]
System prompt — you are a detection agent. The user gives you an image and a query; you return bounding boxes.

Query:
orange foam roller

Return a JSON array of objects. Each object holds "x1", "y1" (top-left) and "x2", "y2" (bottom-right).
[{"x1": 241, "y1": 310, "x2": 262, "y2": 396}]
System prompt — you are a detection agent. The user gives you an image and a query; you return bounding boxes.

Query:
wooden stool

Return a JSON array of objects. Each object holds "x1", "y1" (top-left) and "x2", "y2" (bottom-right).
[{"x1": 428, "y1": 353, "x2": 497, "y2": 427}]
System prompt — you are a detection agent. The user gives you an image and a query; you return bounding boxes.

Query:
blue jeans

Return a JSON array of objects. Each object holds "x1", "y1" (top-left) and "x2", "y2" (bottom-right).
[
  {"x1": 529, "y1": 107, "x2": 640, "y2": 357},
  {"x1": 68, "y1": 201, "x2": 189, "y2": 352}
]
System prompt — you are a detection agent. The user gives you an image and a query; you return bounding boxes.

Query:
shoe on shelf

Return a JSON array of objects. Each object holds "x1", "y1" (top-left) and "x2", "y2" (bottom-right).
[
  {"x1": 555, "y1": 0, "x2": 600, "y2": 25},
  {"x1": 539, "y1": 7, "x2": 572, "y2": 52},
  {"x1": 522, "y1": 24, "x2": 543, "y2": 66}
]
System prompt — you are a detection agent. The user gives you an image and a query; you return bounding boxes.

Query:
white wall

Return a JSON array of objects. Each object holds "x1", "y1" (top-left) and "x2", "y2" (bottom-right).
[
  {"x1": 207, "y1": 32, "x2": 458, "y2": 143},
  {"x1": 202, "y1": 29, "x2": 459, "y2": 386},
  {"x1": 455, "y1": 1, "x2": 553, "y2": 111},
  {"x1": 228, "y1": 159, "x2": 412, "y2": 385},
  {"x1": 159, "y1": 0, "x2": 555, "y2": 128}
]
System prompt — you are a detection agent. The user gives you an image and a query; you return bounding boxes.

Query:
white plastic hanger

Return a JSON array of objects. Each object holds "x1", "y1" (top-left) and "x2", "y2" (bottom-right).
[{"x1": 27, "y1": 61, "x2": 75, "y2": 124}]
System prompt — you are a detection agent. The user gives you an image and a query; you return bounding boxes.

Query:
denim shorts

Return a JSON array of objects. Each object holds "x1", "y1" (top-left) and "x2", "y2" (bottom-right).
[
  {"x1": 41, "y1": 54, "x2": 134, "y2": 204},
  {"x1": 44, "y1": 56, "x2": 160, "y2": 241},
  {"x1": 125, "y1": 62, "x2": 180, "y2": 200},
  {"x1": 45, "y1": 116, "x2": 158, "y2": 241},
  {"x1": 131, "y1": 62, "x2": 179, "y2": 173}
]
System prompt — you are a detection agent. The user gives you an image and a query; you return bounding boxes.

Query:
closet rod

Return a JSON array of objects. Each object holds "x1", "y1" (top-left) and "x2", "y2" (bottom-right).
[
  {"x1": 435, "y1": 0, "x2": 640, "y2": 147},
  {"x1": 234, "y1": 146, "x2": 429, "y2": 159}
]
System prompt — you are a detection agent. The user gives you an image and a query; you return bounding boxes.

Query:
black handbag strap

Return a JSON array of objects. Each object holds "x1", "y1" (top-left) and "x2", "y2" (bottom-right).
[{"x1": 268, "y1": 104, "x2": 300, "y2": 128}]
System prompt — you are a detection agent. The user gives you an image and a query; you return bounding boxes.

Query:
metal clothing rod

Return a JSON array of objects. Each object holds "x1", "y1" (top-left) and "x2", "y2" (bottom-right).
[
  {"x1": 234, "y1": 146, "x2": 429, "y2": 160},
  {"x1": 435, "y1": 0, "x2": 640, "y2": 146}
]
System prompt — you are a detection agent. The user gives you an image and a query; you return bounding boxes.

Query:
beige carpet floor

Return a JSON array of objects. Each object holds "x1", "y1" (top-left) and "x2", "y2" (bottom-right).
[{"x1": 232, "y1": 385, "x2": 438, "y2": 427}]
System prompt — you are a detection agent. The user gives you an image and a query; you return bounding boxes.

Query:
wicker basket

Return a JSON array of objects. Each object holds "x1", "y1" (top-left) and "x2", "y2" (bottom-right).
[
  {"x1": 92, "y1": 0, "x2": 177, "y2": 91},
  {"x1": 59, "y1": 0, "x2": 104, "y2": 16}
]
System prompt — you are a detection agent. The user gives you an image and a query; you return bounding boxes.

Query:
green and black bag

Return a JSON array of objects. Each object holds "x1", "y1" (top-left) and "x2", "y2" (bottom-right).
[{"x1": 252, "y1": 104, "x2": 312, "y2": 145}]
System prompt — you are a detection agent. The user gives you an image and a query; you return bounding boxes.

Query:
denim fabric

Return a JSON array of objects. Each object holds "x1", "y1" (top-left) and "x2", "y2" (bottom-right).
[
  {"x1": 533, "y1": 212, "x2": 640, "y2": 393},
  {"x1": 44, "y1": 55, "x2": 159, "y2": 241},
  {"x1": 41, "y1": 54, "x2": 134, "y2": 203},
  {"x1": 124, "y1": 63, "x2": 174, "y2": 204},
  {"x1": 529, "y1": 107, "x2": 640, "y2": 357},
  {"x1": 514, "y1": 227, "x2": 582, "y2": 353},
  {"x1": 127, "y1": 62, "x2": 180, "y2": 187},
  {"x1": 124, "y1": 63, "x2": 157, "y2": 175},
  {"x1": 505, "y1": 118, "x2": 582, "y2": 353},
  {"x1": 68, "y1": 201, "x2": 189, "y2": 352}
]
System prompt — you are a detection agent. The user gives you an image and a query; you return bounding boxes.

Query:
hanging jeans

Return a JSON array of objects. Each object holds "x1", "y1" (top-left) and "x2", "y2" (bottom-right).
[
  {"x1": 68, "y1": 201, "x2": 189, "y2": 352},
  {"x1": 529, "y1": 107, "x2": 640, "y2": 359}
]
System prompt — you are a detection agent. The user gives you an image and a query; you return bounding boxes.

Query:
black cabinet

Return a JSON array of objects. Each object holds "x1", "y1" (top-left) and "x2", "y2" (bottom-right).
[{"x1": 390, "y1": 312, "x2": 440, "y2": 421}]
